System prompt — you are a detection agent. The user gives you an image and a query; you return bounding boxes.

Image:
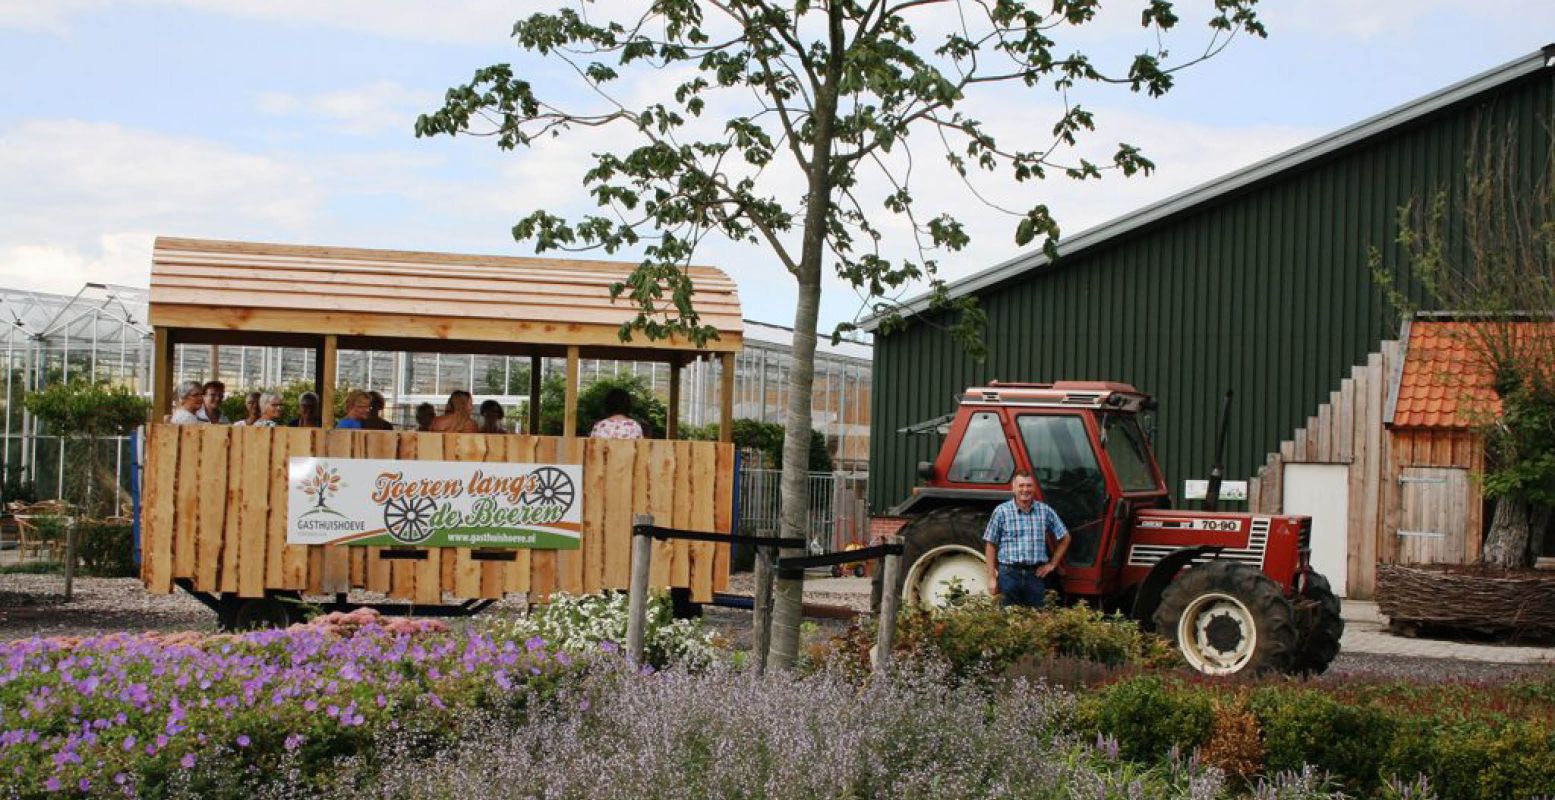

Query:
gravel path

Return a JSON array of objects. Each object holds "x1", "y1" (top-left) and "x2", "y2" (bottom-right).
[{"x1": 4, "y1": 575, "x2": 1549, "y2": 684}]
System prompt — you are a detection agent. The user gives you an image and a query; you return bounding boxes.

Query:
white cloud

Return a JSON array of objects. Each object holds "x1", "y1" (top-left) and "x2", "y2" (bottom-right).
[
  {"x1": 0, "y1": 0, "x2": 517, "y2": 43},
  {"x1": 0, "y1": 120, "x2": 327, "y2": 288},
  {"x1": 258, "y1": 81, "x2": 439, "y2": 136}
]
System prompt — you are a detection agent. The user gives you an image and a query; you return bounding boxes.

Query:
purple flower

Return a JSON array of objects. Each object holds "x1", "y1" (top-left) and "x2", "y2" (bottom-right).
[
  {"x1": 43, "y1": 776, "x2": 61, "y2": 792},
  {"x1": 180, "y1": 752, "x2": 196, "y2": 769},
  {"x1": 236, "y1": 734, "x2": 251, "y2": 748},
  {"x1": 284, "y1": 734, "x2": 304, "y2": 751},
  {"x1": 525, "y1": 636, "x2": 545, "y2": 652}
]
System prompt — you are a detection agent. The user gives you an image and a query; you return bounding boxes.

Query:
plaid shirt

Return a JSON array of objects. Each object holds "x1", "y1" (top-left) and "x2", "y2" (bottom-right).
[{"x1": 983, "y1": 499, "x2": 1068, "y2": 565}]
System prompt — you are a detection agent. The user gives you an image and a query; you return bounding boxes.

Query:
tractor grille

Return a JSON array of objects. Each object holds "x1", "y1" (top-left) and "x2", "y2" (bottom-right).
[{"x1": 1127, "y1": 516, "x2": 1271, "y2": 569}]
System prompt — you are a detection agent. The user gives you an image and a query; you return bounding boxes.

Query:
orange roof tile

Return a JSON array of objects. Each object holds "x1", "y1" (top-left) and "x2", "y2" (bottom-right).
[{"x1": 1392, "y1": 319, "x2": 1554, "y2": 429}]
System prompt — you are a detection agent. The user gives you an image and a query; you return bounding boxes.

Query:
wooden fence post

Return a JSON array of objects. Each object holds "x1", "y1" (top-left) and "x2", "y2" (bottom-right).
[
  {"x1": 875, "y1": 536, "x2": 903, "y2": 672},
  {"x1": 62, "y1": 516, "x2": 78, "y2": 602},
  {"x1": 752, "y1": 544, "x2": 774, "y2": 675},
  {"x1": 625, "y1": 514, "x2": 654, "y2": 665}
]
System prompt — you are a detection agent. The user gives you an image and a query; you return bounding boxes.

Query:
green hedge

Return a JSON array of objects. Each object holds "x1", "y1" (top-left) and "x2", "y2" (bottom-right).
[{"x1": 1077, "y1": 675, "x2": 1555, "y2": 799}]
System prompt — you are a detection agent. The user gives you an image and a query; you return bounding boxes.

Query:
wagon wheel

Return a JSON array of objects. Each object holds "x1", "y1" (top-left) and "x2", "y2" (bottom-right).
[
  {"x1": 383, "y1": 496, "x2": 438, "y2": 544},
  {"x1": 525, "y1": 467, "x2": 575, "y2": 510}
]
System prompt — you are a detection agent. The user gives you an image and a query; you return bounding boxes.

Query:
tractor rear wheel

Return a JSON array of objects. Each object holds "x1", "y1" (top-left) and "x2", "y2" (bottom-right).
[
  {"x1": 871, "y1": 507, "x2": 991, "y2": 612},
  {"x1": 1292, "y1": 571, "x2": 1344, "y2": 674},
  {"x1": 1154, "y1": 560, "x2": 1297, "y2": 676}
]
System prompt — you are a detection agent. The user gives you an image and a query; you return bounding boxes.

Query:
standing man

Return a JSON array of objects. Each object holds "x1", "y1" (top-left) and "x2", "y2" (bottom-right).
[
  {"x1": 195, "y1": 380, "x2": 227, "y2": 424},
  {"x1": 983, "y1": 470, "x2": 1069, "y2": 609}
]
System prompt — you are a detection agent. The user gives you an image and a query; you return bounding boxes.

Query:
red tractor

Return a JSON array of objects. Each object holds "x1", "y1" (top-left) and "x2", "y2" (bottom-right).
[{"x1": 877, "y1": 381, "x2": 1343, "y2": 675}]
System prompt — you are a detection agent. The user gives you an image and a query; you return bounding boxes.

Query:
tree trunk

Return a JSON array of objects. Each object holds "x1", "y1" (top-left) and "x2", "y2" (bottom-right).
[
  {"x1": 767, "y1": 11, "x2": 844, "y2": 669},
  {"x1": 766, "y1": 275, "x2": 822, "y2": 670},
  {"x1": 1481, "y1": 495, "x2": 1550, "y2": 568}
]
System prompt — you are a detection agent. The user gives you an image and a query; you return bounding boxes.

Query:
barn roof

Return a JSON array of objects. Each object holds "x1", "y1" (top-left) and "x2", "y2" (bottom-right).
[
  {"x1": 862, "y1": 45, "x2": 1555, "y2": 330},
  {"x1": 1388, "y1": 317, "x2": 1555, "y2": 430},
  {"x1": 148, "y1": 237, "x2": 742, "y2": 357}
]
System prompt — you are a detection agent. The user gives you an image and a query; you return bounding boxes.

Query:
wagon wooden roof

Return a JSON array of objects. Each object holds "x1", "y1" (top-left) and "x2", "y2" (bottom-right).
[
  {"x1": 1390, "y1": 318, "x2": 1554, "y2": 429},
  {"x1": 147, "y1": 237, "x2": 742, "y2": 357}
]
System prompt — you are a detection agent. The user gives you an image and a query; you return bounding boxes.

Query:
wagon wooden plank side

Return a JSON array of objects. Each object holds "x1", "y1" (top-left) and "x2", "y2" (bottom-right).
[
  {"x1": 142, "y1": 425, "x2": 179, "y2": 594},
  {"x1": 602, "y1": 439, "x2": 636, "y2": 590},
  {"x1": 689, "y1": 442, "x2": 717, "y2": 603},
  {"x1": 263, "y1": 426, "x2": 292, "y2": 591},
  {"x1": 713, "y1": 443, "x2": 734, "y2": 593},
  {"x1": 671, "y1": 440, "x2": 692, "y2": 587},
  {"x1": 184, "y1": 425, "x2": 216, "y2": 591},
  {"x1": 237, "y1": 427, "x2": 272, "y2": 598},
  {"x1": 218, "y1": 429, "x2": 246, "y2": 595},
  {"x1": 645, "y1": 439, "x2": 674, "y2": 590}
]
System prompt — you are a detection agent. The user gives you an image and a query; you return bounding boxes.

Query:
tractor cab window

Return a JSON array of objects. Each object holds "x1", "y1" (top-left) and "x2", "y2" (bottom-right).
[
  {"x1": 946, "y1": 412, "x2": 1014, "y2": 484},
  {"x1": 1017, "y1": 414, "x2": 1107, "y2": 567},
  {"x1": 1101, "y1": 414, "x2": 1160, "y2": 493}
]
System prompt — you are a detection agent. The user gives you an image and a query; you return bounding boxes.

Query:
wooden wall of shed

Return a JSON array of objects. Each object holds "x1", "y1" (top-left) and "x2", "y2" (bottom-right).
[
  {"x1": 141, "y1": 426, "x2": 732, "y2": 603},
  {"x1": 1247, "y1": 341, "x2": 1399, "y2": 599}
]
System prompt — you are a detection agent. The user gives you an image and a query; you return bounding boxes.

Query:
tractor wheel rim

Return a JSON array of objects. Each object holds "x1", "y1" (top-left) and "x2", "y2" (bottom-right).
[
  {"x1": 905, "y1": 544, "x2": 987, "y2": 607},
  {"x1": 1177, "y1": 591, "x2": 1256, "y2": 675}
]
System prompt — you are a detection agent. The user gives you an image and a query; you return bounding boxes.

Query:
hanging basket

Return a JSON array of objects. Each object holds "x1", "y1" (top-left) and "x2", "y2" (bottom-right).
[{"x1": 1376, "y1": 563, "x2": 1555, "y2": 639}]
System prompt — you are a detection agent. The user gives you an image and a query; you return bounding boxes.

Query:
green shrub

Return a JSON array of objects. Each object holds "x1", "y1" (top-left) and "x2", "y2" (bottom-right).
[
  {"x1": 76, "y1": 520, "x2": 135, "y2": 577},
  {"x1": 1076, "y1": 676, "x2": 1216, "y2": 762},
  {"x1": 882, "y1": 595, "x2": 1178, "y2": 681},
  {"x1": 1249, "y1": 686, "x2": 1397, "y2": 794}
]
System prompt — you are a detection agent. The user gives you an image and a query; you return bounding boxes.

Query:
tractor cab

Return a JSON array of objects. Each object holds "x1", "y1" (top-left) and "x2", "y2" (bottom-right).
[{"x1": 896, "y1": 381, "x2": 1170, "y2": 597}]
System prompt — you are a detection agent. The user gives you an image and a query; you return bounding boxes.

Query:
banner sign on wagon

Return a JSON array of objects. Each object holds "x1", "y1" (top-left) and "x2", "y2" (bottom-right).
[{"x1": 286, "y1": 458, "x2": 582, "y2": 549}]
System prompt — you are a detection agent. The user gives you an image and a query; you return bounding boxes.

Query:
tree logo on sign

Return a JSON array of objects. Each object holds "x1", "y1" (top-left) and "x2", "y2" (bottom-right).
[{"x1": 299, "y1": 464, "x2": 345, "y2": 518}]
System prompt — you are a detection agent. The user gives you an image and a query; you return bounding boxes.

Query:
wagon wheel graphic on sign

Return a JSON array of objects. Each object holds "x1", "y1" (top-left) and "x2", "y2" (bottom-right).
[
  {"x1": 524, "y1": 467, "x2": 575, "y2": 510},
  {"x1": 383, "y1": 496, "x2": 438, "y2": 544}
]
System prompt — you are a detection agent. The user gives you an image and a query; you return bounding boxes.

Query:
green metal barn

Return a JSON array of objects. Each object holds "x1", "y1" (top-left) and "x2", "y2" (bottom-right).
[{"x1": 864, "y1": 46, "x2": 1555, "y2": 597}]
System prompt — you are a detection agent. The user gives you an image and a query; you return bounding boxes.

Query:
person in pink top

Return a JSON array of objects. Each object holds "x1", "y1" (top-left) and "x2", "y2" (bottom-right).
[{"x1": 589, "y1": 389, "x2": 644, "y2": 439}]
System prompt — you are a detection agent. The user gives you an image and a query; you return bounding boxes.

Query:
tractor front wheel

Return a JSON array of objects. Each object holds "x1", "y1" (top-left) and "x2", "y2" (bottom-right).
[
  {"x1": 1154, "y1": 560, "x2": 1297, "y2": 676},
  {"x1": 871, "y1": 507, "x2": 991, "y2": 612}
]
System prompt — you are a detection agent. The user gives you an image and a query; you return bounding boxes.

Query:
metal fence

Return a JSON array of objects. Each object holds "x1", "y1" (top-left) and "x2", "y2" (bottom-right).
[{"x1": 737, "y1": 467, "x2": 870, "y2": 554}]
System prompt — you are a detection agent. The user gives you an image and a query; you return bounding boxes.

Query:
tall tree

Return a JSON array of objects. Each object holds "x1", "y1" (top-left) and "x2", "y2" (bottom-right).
[
  {"x1": 418, "y1": 0, "x2": 1264, "y2": 668},
  {"x1": 1375, "y1": 125, "x2": 1555, "y2": 568}
]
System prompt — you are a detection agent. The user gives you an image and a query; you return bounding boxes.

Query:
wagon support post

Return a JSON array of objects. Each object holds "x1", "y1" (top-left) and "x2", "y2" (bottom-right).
[{"x1": 626, "y1": 514, "x2": 654, "y2": 665}]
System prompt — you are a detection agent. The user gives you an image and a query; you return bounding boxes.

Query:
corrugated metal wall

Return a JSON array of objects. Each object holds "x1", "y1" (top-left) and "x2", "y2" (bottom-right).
[{"x1": 869, "y1": 69, "x2": 1554, "y2": 511}]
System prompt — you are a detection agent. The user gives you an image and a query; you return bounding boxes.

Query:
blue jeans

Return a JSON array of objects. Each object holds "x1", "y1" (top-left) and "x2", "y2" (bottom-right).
[{"x1": 998, "y1": 564, "x2": 1047, "y2": 609}]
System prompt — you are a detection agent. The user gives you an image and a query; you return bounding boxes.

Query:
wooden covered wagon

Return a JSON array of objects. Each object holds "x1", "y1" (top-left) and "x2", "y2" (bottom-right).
[{"x1": 140, "y1": 237, "x2": 740, "y2": 627}]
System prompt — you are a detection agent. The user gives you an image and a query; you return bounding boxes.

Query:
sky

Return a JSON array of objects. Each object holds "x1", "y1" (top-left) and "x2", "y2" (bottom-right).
[{"x1": 2, "y1": 1, "x2": 1553, "y2": 333}]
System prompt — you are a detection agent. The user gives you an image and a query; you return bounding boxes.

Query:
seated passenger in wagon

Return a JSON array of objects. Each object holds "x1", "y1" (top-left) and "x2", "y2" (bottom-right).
[
  {"x1": 170, "y1": 381, "x2": 205, "y2": 424},
  {"x1": 478, "y1": 399, "x2": 508, "y2": 434},
  {"x1": 590, "y1": 388, "x2": 644, "y2": 439},
  {"x1": 429, "y1": 390, "x2": 479, "y2": 433},
  {"x1": 335, "y1": 390, "x2": 372, "y2": 429}
]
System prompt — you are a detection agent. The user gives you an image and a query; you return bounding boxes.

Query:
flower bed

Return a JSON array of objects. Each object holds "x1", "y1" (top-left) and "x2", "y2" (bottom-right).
[{"x1": 0, "y1": 610, "x2": 576, "y2": 798}]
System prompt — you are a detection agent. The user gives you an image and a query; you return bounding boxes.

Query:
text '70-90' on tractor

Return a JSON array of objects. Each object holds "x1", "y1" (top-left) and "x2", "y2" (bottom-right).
[{"x1": 873, "y1": 381, "x2": 1343, "y2": 677}]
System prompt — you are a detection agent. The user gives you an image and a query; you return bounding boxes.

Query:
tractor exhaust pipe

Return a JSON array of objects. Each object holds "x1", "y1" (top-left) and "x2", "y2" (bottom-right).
[{"x1": 1203, "y1": 390, "x2": 1233, "y2": 512}]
